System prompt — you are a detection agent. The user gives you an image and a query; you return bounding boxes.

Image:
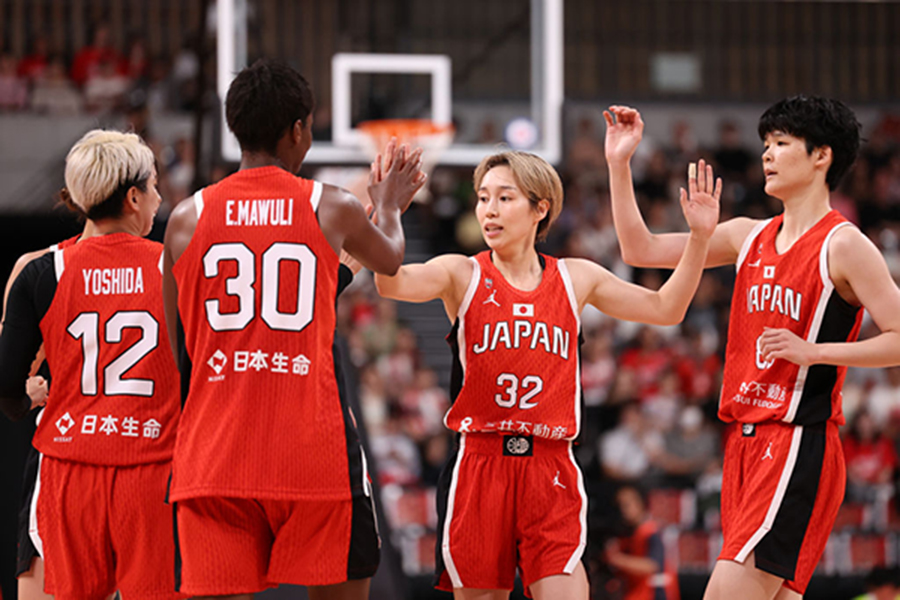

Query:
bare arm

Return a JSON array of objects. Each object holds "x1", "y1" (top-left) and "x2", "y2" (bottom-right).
[
  {"x1": 566, "y1": 156, "x2": 719, "y2": 326},
  {"x1": 374, "y1": 254, "x2": 473, "y2": 320},
  {"x1": 604, "y1": 105, "x2": 754, "y2": 268},
  {"x1": 567, "y1": 232, "x2": 711, "y2": 326},
  {"x1": 162, "y1": 196, "x2": 198, "y2": 360},
  {"x1": 760, "y1": 227, "x2": 900, "y2": 367}
]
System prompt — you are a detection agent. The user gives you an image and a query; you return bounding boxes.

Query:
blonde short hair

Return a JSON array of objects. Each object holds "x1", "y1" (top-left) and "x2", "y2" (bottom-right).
[
  {"x1": 64, "y1": 129, "x2": 155, "y2": 217},
  {"x1": 473, "y1": 151, "x2": 564, "y2": 242}
]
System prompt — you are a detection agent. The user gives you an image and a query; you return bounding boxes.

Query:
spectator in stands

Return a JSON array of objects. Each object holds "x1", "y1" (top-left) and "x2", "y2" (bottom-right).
[
  {"x1": 363, "y1": 297, "x2": 401, "y2": 357},
  {"x1": 567, "y1": 115, "x2": 606, "y2": 176},
  {"x1": 70, "y1": 22, "x2": 122, "y2": 87},
  {"x1": 605, "y1": 484, "x2": 680, "y2": 600},
  {"x1": 120, "y1": 36, "x2": 148, "y2": 81},
  {"x1": 376, "y1": 327, "x2": 420, "y2": 399},
  {"x1": 399, "y1": 367, "x2": 449, "y2": 441},
  {"x1": 0, "y1": 53, "x2": 28, "y2": 110},
  {"x1": 16, "y1": 33, "x2": 50, "y2": 85},
  {"x1": 370, "y1": 406, "x2": 423, "y2": 486},
  {"x1": 600, "y1": 402, "x2": 662, "y2": 483},
  {"x1": 83, "y1": 58, "x2": 129, "y2": 112},
  {"x1": 29, "y1": 55, "x2": 82, "y2": 115},
  {"x1": 651, "y1": 405, "x2": 719, "y2": 489},
  {"x1": 713, "y1": 120, "x2": 754, "y2": 185},
  {"x1": 673, "y1": 323, "x2": 722, "y2": 406},
  {"x1": 619, "y1": 325, "x2": 675, "y2": 400},
  {"x1": 581, "y1": 328, "x2": 617, "y2": 408},
  {"x1": 866, "y1": 365, "x2": 900, "y2": 426},
  {"x1": 843, "y1": 410, "x2": 899, "y2": 503}
]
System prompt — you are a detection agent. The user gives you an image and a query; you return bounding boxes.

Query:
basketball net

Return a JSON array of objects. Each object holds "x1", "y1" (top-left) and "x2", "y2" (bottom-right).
[{"x1": 358, "y1": 119, "x2": 455, "y2": 203}]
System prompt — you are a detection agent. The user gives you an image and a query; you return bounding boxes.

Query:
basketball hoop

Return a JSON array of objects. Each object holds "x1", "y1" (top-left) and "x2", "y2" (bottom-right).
[{"x1": 358, "y1": 119, "x2": 455, "y2": 202}]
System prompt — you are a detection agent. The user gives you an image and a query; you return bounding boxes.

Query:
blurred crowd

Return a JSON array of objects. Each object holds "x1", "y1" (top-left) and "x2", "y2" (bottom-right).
[{"x1": 0, "y1": 23, "x2": 201, "y2": 116}]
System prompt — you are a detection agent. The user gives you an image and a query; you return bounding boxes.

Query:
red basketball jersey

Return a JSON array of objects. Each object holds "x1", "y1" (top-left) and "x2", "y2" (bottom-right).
[
  {"x1": 171, "y1": 166, "x2": 349, "y2": 501},
  {"x1": 35, "y1": 234, "x2": 179, "y2": 465},
  {"x1": 444, "y1": 252, "x2": 582, "y2": 440},
  {"x1": 719, "y1": 210, "x2": 863, "y2": 425}
]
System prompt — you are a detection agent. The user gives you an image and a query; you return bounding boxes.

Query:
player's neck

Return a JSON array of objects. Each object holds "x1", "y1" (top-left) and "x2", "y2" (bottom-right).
[
  {"x1": 777, "y1": 185, "x2": 832, "y2": 247},
  {"x1": 239, "y1": 152, "x2": 295, "y2": 173},
  {"x1": 89, "y1": 219, "x2": 141, "y2": 237},
  {"x1": 490, "y1": 246, "x2": 543, "y2": 292}
]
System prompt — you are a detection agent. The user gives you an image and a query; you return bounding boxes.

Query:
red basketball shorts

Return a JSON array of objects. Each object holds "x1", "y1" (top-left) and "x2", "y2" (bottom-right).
[
  {"x1": 435, "y1": 433, "x2": 587, "y2": 594},
  {"x1": 174, "y1": 494, "x2": 379, "y2": 596},
  {"x1": 719, "y1": 420, "x2": 845, "y2": 594},
  {"x1": 36, "y1": 457, "x2": 181, "y2": 600}
]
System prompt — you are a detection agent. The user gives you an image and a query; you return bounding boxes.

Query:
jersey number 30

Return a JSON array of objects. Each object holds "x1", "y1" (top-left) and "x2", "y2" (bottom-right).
[{"x1": 203, "y1": 242, "x2": 316, "y2": 332}]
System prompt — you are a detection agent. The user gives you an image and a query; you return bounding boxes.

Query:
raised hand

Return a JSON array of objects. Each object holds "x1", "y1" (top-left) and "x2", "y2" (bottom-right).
[
  {"x1": 679, "y1": 158, "x2": 721, "y2": 240},
  {"x1": 367, "y1": 139, "x2": 427, "y2": 215},
  {"x1": 603, "y1": 105, "x2": 644, "y2": 166}
]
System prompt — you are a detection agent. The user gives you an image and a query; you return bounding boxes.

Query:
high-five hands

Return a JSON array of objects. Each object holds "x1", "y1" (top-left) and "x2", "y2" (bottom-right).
[
  {"x1": 366, "y1": 137, "x2": 427, "y2": 215},
  {"x1": 680, "y1": 158, "x2": 722, "y2": 240}
]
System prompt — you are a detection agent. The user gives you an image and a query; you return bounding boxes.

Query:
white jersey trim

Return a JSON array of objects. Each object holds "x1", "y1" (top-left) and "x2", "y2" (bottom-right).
[
  {"x1": 564, "y1": 442, "x2": 589, "y2": 573},
  {"x1": 735, "y1": 218, "x2": 772, "y2": 272},
  {"x1": 193, "y1": 189, "x2": 204, "y2": 219},
  {"x1": 53, "y1": 248, "x2": 65, "y2": 281},
  {"x1": 441, "y1": 434, "x2": 467, "y2": 588},
  {"x1": 783, "y1": 221, "x2": 850, "y2": 423},
  {"x1": 558, "y1": 259, "x2": 583, "y2": 439},
  {"x1": 310, "y1": 181, "x2": 324, "y2": 213},
  {"x1": 735, "y1": 425, "x2": 804, "y2": 563},
  {"x1": 29, "y1": 450, "x2": 45, "y2": 557}
]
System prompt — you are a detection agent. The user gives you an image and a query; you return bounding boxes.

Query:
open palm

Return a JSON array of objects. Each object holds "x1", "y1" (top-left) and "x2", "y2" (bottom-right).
[{"x1": 679, "y1": 158, "x2": 721, "y2": 239}]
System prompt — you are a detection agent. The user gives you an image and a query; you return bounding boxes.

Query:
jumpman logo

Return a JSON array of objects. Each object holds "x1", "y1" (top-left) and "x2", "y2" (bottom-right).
[
  {"x1": 552, "y1": 471, "x2": 566, "y2": 489},
  {"x1": 483, "y1": 290, "x2": 500, "y2": 307},
  {"x1": 762, "y1": 442, "x2": 774, "y2": 461}
]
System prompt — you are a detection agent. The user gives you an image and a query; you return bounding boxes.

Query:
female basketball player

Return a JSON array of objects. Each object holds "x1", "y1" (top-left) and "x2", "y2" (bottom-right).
[
  {"x1": 373, "y1": 149, "x2": 720, "y2": 599},
  {"x1": 605, "y1": 98, "x2": 900, "y2": 599},
  {"x1": 0, "y1": 129, "x2": 182, "y2": 600}
]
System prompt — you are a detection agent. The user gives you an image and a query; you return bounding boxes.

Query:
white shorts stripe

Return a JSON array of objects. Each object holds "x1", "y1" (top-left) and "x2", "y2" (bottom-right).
[
  {"x1": 441, "y1": 434, "x2": 467, "y2": 588},
  {"x1": 29, "y1": 452, "x2": 45, "y2": 558},
  {"x1": 735, "y1": 425, "x2": 804, "y2": 563},
  {"x1": 563, "y1": 442, "x2": 588, "y2": 573}
]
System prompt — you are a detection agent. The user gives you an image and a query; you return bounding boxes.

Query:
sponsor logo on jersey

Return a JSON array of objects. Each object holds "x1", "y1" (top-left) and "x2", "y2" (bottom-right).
[
  {"x1": 472, "y1": 319, "x2": 570, "y2": 359},
  {"x1": 208, "y1": 349, "x2": 227, "y2": 374},
  {"x1": 81, "y1": 267, "x2": 145, "y2": 296},
  {"x1": 55, "y1": 412, "x2": 75, "y2": 435},
  {"x1": 503, "y1": 435, "x2": 533, "y2": 456},
  {"x1": 483, "y1": 290, "x2": 500, "y2": 306},
  {"x1": 225, "y1": 198, "x2": 295, "y2": 226}
]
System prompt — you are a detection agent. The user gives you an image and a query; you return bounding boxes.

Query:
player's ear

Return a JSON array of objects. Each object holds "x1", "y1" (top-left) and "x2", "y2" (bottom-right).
[
  {"x1": 814, "y1": 145, "x2": 832, "y2": 169},
  {"x1": 126, "y1": 186, "x2": 140, "y2": 211},
  {"x1": 535, "y1": 198, "x2": 550, "y2": 221}
]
